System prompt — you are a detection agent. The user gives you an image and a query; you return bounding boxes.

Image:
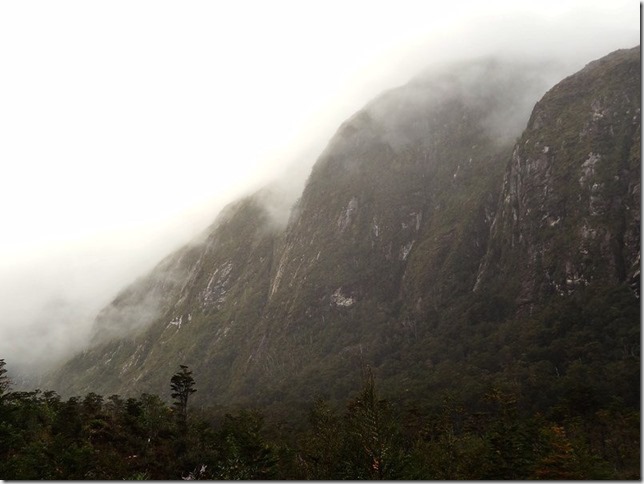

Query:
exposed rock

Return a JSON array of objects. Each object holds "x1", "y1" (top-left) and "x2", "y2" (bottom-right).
[
  {"x1": 475, "y1": 46, "x2": 640, "y2": 309},
  {"x1": 44, "y1": 48, "x2": 640, "y2": 408}
]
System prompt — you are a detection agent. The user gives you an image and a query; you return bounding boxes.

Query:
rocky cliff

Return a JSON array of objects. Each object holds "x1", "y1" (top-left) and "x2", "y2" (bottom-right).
[
  {"x1": 475, "y1": 47, "x2": 640, "y2": 306},
  {"x1": 46, "y1": 47, "x2": 640, "y2": 410}
]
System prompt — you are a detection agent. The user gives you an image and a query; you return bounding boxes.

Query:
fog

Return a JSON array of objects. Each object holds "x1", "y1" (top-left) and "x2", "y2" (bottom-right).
[{"x1": 0, "y1": 0, "x2": 638, "y2": 378}]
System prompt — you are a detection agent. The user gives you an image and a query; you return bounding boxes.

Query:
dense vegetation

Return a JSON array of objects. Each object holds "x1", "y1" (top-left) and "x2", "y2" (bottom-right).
[{"x1": 1, "y1": 351, "x2": 638, "y2": 480}]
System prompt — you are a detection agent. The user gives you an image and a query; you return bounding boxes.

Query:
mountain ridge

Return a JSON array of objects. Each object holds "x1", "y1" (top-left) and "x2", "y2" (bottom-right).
[{"x1": 43, "y1": 47, "x2": 640, "y2": 412}]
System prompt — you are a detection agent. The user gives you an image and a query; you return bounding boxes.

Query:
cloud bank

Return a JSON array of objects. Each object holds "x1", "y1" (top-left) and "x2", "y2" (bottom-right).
[{"x1": 0, "y1": 0, "x2": 638, "y2": 378}]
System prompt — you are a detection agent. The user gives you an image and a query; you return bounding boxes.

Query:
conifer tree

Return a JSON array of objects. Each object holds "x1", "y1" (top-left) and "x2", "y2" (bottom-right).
[
  {"x1": 0, "y1": 359, "x2": 11, "y2": 398},
  {"x1": 170, "y1": 365, "x2": 196, "y2": 421}
]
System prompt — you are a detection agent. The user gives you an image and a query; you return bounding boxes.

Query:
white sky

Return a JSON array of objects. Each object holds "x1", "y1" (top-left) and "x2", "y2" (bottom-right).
[{"x1": 0, "y1": 0, "x2": 639, "y2": 373}]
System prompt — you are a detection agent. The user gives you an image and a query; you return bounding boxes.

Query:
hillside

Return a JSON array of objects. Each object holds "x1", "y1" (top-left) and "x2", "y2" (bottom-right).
[{"x1": 45, "y1": 47, "x2": 640, "y2": 418}]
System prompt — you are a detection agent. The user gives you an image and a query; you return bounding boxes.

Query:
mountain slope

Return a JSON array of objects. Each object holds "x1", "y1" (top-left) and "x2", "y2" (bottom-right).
[
  {"x1": 49, "y1": 196, "x2": 280, "y2": 398},
  {"x1": 475, "y1": 47, "x2": 641, "y2": 307},
  {"x1": 46, "y1": 48, "x2": 640, "y2": 412},
  {"x1": 236, "y1": 60, "x2": 552, "y2": 402}
]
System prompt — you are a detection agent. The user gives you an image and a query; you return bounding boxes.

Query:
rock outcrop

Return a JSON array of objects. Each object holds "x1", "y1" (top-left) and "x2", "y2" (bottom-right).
[{"x1": 45, "y1": 48, "x2": 640, "y2": 409}]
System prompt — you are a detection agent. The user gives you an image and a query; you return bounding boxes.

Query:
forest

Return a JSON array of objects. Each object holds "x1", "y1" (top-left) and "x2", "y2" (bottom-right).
[{"x1": 0, "y1": 355, "x2": 638, "y2": 480}]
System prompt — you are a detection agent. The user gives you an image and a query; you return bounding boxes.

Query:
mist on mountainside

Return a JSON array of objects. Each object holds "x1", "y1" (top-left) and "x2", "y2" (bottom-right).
[
  {"x1": 1, "y1": 39, "x2": 639, "y2": 480},
  {"x1": 0, "y1": 1, "x2": 638, "y2": 382}
]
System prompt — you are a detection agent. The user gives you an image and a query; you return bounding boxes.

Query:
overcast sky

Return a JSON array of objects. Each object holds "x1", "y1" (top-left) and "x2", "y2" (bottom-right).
[{"x1": 0, "y1": 0, "x2": 639, "y2": 374}]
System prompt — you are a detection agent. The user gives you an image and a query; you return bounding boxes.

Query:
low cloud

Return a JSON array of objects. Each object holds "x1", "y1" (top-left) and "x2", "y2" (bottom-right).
[{"x1": 0, "y1": 1, "x2": 637, "y2": 381}]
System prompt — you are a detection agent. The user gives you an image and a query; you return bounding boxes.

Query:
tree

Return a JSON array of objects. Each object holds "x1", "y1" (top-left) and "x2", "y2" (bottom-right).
[
  {"x1": 299, "y1": 399, "x2": 344, "y2": 479},
  {"x1": 215, "y1": 410, "x2": 278, "y2": 479},
  {"x1": 344, "y1": 368, "x2": 403, "y2": 479},
  {"x1": 170, "y1": 365, "x2": 196, "y2": 421},
  {"x1": 0, "y1": 358, "x2": 11, "y2": 399},
  {"x1": 534, "y1": 424, "x2": 580, "y2": 479}
]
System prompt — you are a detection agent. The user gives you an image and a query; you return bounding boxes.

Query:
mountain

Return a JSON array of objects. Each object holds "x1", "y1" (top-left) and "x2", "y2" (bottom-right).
[
  {"x1": 475, "y1": 47, "x2": 641, "y2": 305},
  {"x1": 45, "y1": 47, "x2": 640, "y2": 413}
]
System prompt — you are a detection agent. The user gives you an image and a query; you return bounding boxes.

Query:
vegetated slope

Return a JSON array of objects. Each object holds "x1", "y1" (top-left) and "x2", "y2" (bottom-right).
[
  {"x1": 48, "y1": 195, "x2": 281, "y2": 398},
  {"x1": 46, "y1": 48, "x2": 639, "y2": 414},
  {"x1": 235, "y1": 59, "x2": 552, "y2": 403},
  {"x1": 475, "y1": 46, "x2": 641, "y2": 305}
]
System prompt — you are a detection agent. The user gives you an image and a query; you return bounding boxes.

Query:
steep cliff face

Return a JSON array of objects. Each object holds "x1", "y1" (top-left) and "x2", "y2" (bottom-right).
[
  {"x1": 46, "y1": 48, "x2": 640, "y2": 408},
  {"x1": 48, "y1": 196, "x2": 280, "y2": 398},
  {"x1": 236, "y1": 60, "x2": 551, "y2": 400},
  {"x1": 475, "y1": 47, "x2": 640, "y2": 308}
]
